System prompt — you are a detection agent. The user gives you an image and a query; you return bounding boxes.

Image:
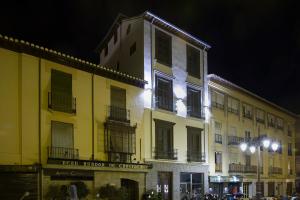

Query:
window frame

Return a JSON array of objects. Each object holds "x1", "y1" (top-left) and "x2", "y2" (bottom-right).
[
  {"x1": 155, "y1": 29, "x2": 172, "y2": 67},
  {"x1": 155, "y1": 75, "x2": 173, "y2": 111},
  {"x1": 186, "y1": 44, "x2": 201, "y2": 79},
  {"x1": 187, "y1": 86, "x2": 202, "y2": 118}
]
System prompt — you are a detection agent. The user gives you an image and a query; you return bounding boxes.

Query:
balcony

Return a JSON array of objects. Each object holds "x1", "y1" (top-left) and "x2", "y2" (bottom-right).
[
  {"x1": 215, "y1": 134, "x2": 222, "y2": 144},
  {"x1": 229, "y1": 164, "x2": 262, "y2": 174},
  {"x1": 107, "y1": 105, "x2": 130, "y2": 123},
  {"x1": 228, "y1": 136, "x2": 244, "y2": 145},
  {"x1": 243, "y1": 112, "x2": 252, "y2": 119},
  {"x1": 256, "y1": 118, "x2": 265, "y2": 124},
  {"x1": 48, "y1": 92, "x2": 76, "y2": 114},
  {"x1": 48, "y1": 146, "x2": 79, "y2": 160},
  {"x1": 212, "y1": 102, "x2": 224, "y2": 110},
  {"x1": 229, "y1": 163, "x2": 244, "y2": 173},
  {"x1": 187, "y1": 151, "x2": 205, "y2": 162},
  {"x1": 269, "y1": 167, "x2": 282, "y2": 175},
  {"x1": 228, "y1": 107, "x2": 239, "y2": 115},
  {"x1": 153, "y1": 148, "x2": 178, "y2": 160}
]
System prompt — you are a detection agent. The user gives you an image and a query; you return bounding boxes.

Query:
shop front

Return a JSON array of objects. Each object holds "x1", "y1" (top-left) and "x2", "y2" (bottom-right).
[
  {"x1": 146, "y1": 162, "x2": 208, "y2": 200},
  {"x1": 209, "y1": 176, "x2": 243, "y2": 199}
]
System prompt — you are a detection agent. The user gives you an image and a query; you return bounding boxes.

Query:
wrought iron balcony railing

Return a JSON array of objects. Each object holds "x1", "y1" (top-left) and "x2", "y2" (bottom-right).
[
  {"x1": 107, "y1": 105, "x2": 130, "y2": 123},
  {"x1": 228, "y1": 107, "x2": 239, "y2": 115},
  {"x1": 215, "y1": 134, "x2": 222, "y2": 144},
  {"x1": 228, "y1": 136, "x2": 244, "y2": 145},
  {"x1": 212, "y1": 102, "x2": 225, "y2": 110},
  {"x1": 269, "y1": 167, "x2": 282, "y2": 175},
  {"x1": 243, "y1": 112, "x2": 252, "y2": 119},
  {"x1": 187, "y1": 151, "x2": 206, "y2": 162},
  {"x1": 48, "y1": 146, "x2": 79, "y2": 160},
  {"x1": 48, "y1": 92, "x2": 76, "y2": 114},
  {"x1": 229, "y1": 164, "x2": 262, "y2": 174},
  {"x1": 256, "y1": 118, "x2": 265, "y2": 124},
  {"x1": 229, "y1": 163, "x2": 244, "y2": 173},
  {"x1": 153, "y1": 148, "x2": 178, "y2": 160}
]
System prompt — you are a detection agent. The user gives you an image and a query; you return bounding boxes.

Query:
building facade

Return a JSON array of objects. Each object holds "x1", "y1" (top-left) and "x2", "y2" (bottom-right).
[
  {"x1": 207, "y1": 74, "x2": 297, "y2": 198},
  {"x1": 0, "y1": 34, "x2": 151, "y2": 199},
  {"x1": 98, "y1": 11, "x2": 211, "y2": 200}
]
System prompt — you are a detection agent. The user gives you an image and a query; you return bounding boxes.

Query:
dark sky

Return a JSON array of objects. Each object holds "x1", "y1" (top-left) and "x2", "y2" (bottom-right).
[{"x1": 1, "y1": 0, "x2": 300, "y2": 114}]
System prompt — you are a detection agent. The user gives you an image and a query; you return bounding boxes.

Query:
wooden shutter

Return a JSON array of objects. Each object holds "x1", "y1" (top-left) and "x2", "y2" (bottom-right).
[
  {"x1": 187, "y1": 45, "x2": 200, "y2": 78},
  {"x1": 51, "y1": 121, "x2": 73, "y2": 148},
  {"x1": 155, "y1": 29, "x2": 172, "y2": 66},
  {"x1": 111, "y1": 86, "x2": 126, "y2": 108}
]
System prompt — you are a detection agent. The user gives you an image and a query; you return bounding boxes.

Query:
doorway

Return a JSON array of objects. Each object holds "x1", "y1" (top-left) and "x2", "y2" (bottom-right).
[
  {"x1": 121, "y1": 179, "x2": 139, "y2": 200},
  {"x1": 158, "y1": 172, "x2": 173, "y2": 200}
]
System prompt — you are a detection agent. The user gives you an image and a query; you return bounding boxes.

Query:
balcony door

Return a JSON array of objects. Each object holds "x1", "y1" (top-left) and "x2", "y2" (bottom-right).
[
  {"x1": 110, "y1": 86, "x2": 126, "y2": 121},
  {"x1": 155, "y1": 119, "x2": 175, "y2": 159},
  {"x1": 187, "y1": 127, "x2": 203, "y2": 162},
  {"x1": 51, "y1": 121, "x2": 74, "y2": 159},
  {"x1": 51, "y1": 69, "x2": 73, "y2": 112},
  {"x1": 158, "y1": 172, "x2": 173, "y2": 200}
]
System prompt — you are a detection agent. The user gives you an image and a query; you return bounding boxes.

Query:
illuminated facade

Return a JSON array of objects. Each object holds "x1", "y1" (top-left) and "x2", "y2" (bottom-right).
[
  {"x1": 207, "y1": 74, "x2": 297, "y2": 198},
  {"x1": 0, "y1": 35, "x2": 150, "y2": 199},
  {"x1": 98, "y1": 11, "x2": 211, "y2": 199}
]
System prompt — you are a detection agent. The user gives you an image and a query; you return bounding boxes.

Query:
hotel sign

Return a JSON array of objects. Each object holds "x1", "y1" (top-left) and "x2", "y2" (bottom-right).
[{"x1": 47, "y1": 158, "x2": 152, "y2": 170}]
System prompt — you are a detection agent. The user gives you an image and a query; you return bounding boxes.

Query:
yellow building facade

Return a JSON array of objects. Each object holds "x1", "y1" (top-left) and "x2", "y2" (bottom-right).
[
  {"x1": 207, "y1": 74, "x2": 297, "y2": 198},
  {"x1": 0, "y1": 35, "x2": 151, "y2": 199}
]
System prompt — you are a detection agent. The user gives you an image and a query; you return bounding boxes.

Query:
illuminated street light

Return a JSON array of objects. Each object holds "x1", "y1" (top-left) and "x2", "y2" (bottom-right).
[
  {"x1": 271, "y1": 142, "x2": 279, "y2": 151},
  {"x1": 262, "y1": 139, "x2": 270, "y2": 148},
  {"x1": 249, "y1": 145, "x2": 256, "y2": 154},
  {"x1": 240, "y1": 142, "x2": 248, "y2": 152}
]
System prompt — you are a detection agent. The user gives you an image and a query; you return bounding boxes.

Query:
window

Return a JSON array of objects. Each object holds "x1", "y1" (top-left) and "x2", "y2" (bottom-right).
[
  {"x1": 113, "y1": 31, "x2": 118, "y2": 44},
  {"x1": 227, "y1": 97, "x2": 239, "y2": 114},
  {"x1": 186, "y1": 45, "x2": 200, "y2": 78},
  {"x1": 155, "y1": 75, "x2": 173, "y2": 111},
  {"x1": 126, "y1": 24, "x2": 131, "y2": 35},
  {"x1": 277, "y1": 118, "x2": 284, "y2": 130},
  {"x1": 129, "y1": 42, "x2": 136, "y2": 56},
  {"x1": 242, "y1": 103, "x2": 252, "y2": 119},
  {"x1": 105, "y1": 121, "x2": 136, "y2": 163},
  {"x1": 187, "y1": 127, "x2": 204, "y2": 162},
  {"x1": 288, "y1": 125, "x2": 292, "y2": 136},
  {"x1": 49, "y1": 121, "x2": 77, "y2": 159},
  {"x1": 256, "y1": 109, "x2": 265, "y2": 123},
  {"x1": 110, "y1": 86, "x2": 128, "y2": 122},
  {"x1": 211, "y1": 90, "x2": 224, "y2": 109},
  {"x1": 104, "y1": 44, "x2": 108, "y2": 56},
  {"x1": 288, "y1": 143, "x2": 292, "y2": 156},
  {"x1": 215, "y1": 152, "x2": 222, "y2": 172},
  {"x1": 187, "y1": 87, "x2": 201, "y2": 118},
  {"x1": 245, "y1": 130, "x2": 251, "y2": 142},
  {"x1": 49, "y1": 69, "x2": 75, "y2": 113},
  {"x1": 267, "y1": 114, "x2": 276, "y2": 128},
  {"x1": 154, "y1": 119, "x2": 176, "y2": 160},
  {"x1": 214, "y1": 122, "x2": 222, "y2": 144},
  {"x1": 180, "y1": 173, "x2": 204, "y2": 200},
  {"x1": 155, "y1": 29, "x2": 172, "y2": 66}
]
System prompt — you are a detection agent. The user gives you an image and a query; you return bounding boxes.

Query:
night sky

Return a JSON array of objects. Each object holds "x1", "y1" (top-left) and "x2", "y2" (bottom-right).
[{"x1": 1, "y1": 0, "x2": 300, "y2": 114}]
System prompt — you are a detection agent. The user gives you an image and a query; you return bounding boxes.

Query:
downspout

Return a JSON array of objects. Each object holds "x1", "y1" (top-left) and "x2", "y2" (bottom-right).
[
  {"x1": 92, "y1": 72, "x2": 95, "y2": 160},
  {"x1": 150, "y1": 18, "x2": 154, "y2": 159},
  {"x1": 38, "y1": 57, "x2": 42, "y2": 200}
]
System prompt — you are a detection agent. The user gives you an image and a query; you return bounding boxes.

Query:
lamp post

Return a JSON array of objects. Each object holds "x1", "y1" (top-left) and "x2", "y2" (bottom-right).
[{"x1": 240, "y1": 136, "x2": 279, "y2": 200}]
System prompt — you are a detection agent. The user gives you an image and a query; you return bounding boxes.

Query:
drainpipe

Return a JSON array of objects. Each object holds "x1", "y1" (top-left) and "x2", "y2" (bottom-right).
[
  {"x1": 92, "y1": 72, "x2": 95, "y2": 160},
  {"x1": 38, "y1": 57, "x2": 42, "y2": 200},
  {"x1": 150, "y1": 18, "x2": 154, "y2": 159}
]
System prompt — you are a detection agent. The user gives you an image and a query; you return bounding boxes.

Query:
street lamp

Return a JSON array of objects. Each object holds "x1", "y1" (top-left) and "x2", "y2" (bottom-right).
[{"x1": 240, "y1": 136, "x2": 279, "y2": 200}]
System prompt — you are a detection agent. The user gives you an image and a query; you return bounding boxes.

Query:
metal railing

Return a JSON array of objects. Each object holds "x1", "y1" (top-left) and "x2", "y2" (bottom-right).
[
  {"x1": 187, "y1": 151, "x2": 206, "y2": 162},
  {"x1": 215, "y1": 134, "x2": 222, "y2": 144},
  {"x1": 228, "y1": 107, "x2": 239, "y2": 114},
  {"x1": 48, "y1": 92, "x2": 76, "y2": 114},
  {"x1": 212, "y1": 102, "x2": 224, "y2": 110},
  {"x1": 227, "y1": 136, "x2": 244, "y2": 145},
  {"x1": 256, "y1": 118, "x2": 265, "y2": 124},
  {"x1": 243, "y1": 112, "x2": 252, "y2": 119},
  {"x1": 153, "y1": 148, "x2": 178, "y2": 160},
  {"x1": 269, "y1": 167, "x2": 282, "y2": 175},
  {"x1": 229, "y1": 164, "x2": 261, "y2": 173},
  {"x1": 48, "y1": 146, "x2": 79, "y2": 160},
  {"x1": 107, "y1": 105, "x2": 130, "y2": 122}
]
